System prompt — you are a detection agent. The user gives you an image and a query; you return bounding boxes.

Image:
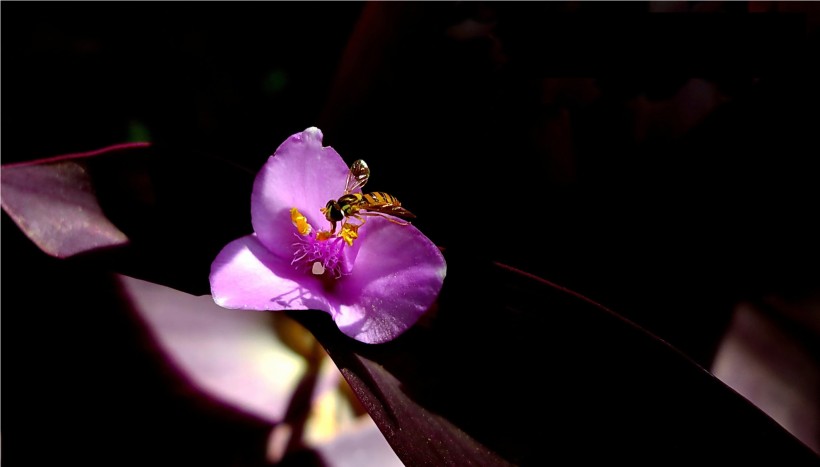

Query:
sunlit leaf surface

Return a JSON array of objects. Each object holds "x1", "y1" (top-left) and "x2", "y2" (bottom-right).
[
  {"x1": 713, "y1": 300, "x2": 820, "y2": 454},
  {"x1": 0, "y1": 143, "x2": 148, "y2": 257}
]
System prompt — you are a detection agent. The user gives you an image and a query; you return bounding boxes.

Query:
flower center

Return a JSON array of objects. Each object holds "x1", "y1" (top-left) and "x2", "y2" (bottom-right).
[
  {"x1": 290, "y1": 207, "x2": 349, "y2": 278},
  {"x1": 291, "y1": 231, "x2": 347, "y2": 278}
]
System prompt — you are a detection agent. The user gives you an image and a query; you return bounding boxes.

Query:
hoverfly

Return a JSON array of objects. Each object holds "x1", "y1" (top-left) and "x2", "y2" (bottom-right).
[{"x1": 322, "y1": 159, "x2": 416, "y2": 235}]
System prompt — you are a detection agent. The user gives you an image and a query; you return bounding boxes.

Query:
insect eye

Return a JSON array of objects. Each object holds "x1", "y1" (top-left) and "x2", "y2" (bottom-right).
[{"x1": 323, "y1": 200, "x2": 344, "y2": 221}]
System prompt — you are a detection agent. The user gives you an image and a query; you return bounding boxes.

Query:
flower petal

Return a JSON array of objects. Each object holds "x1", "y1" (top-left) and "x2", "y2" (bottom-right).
[
  {"x1": 118, "y1": 274, "x2": 311, "y2": 424},
  {"x1": 251, "y1": 127, "x2": 350, "y2": 260},
  {"x1": 210, "y1": 234, "x2": 331, "y2": 311},
  {"x1": 328, "y1": 219, "x2": 447, "y2": 343}
]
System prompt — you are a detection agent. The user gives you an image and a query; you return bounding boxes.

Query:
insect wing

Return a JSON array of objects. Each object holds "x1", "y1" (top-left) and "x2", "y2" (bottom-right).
[
  {"x1": 383, "y1": 205, "x2": 416, "y2": 221},
  {"x1": 361, "y1": 205, "x2": 417, "y2": 222},
  {"x1": 344, "y1": 159, "x2": 370, "y2": 193},
  {"x1": 361, "y1": 193, "x2": 417, "y2": 221}
]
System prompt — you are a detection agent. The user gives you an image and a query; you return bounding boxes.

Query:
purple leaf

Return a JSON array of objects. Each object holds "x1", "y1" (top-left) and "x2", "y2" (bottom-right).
[
  {"x1": 293, "y1": 253, "x2": 820, "y2": 464},
  {"x1": 1, "y1": 142, "x2": 148, "y2": 258},
  {"x1": 713, "y1": 299, "x2": 820, "y2": 454}
]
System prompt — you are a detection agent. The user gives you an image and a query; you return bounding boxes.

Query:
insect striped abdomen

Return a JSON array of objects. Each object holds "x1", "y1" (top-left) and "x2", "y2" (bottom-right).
[{"x1": 363, "y1": 192, "x2": 399, "y2": 206}]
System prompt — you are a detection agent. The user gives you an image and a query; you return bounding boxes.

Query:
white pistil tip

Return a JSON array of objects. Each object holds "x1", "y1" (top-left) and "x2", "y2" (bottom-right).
[{"x1": 311, "y1": 261, "x2": 326, "y2": 275}]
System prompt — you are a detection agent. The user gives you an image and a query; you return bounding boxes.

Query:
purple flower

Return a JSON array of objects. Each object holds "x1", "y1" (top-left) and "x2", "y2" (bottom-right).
[{"x1": 210, "y1": 127, "x2": 447, "y2": 344}]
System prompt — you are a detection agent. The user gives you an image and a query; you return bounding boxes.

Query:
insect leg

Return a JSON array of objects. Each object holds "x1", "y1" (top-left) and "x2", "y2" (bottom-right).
[{"x1": 349, "y1": 214, "x2": 367, "y2": 227}]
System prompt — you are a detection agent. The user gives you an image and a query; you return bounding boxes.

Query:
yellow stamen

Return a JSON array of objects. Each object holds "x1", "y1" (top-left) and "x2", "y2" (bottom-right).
[
  {"x1": 290, "y1": 208, "x2": 312, "y2": 236},
  {"x1": 340, "y1": 223, "x2": 359, "y2": 246},
  {"x1": 316, "y1": 230, "x2": 334, "y2": 241}
]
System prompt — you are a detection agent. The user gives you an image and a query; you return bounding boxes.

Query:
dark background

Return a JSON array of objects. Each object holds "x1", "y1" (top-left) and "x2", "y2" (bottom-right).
[{"x1": 4, "y1": 2, "x2": 820, "y2": 464}]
